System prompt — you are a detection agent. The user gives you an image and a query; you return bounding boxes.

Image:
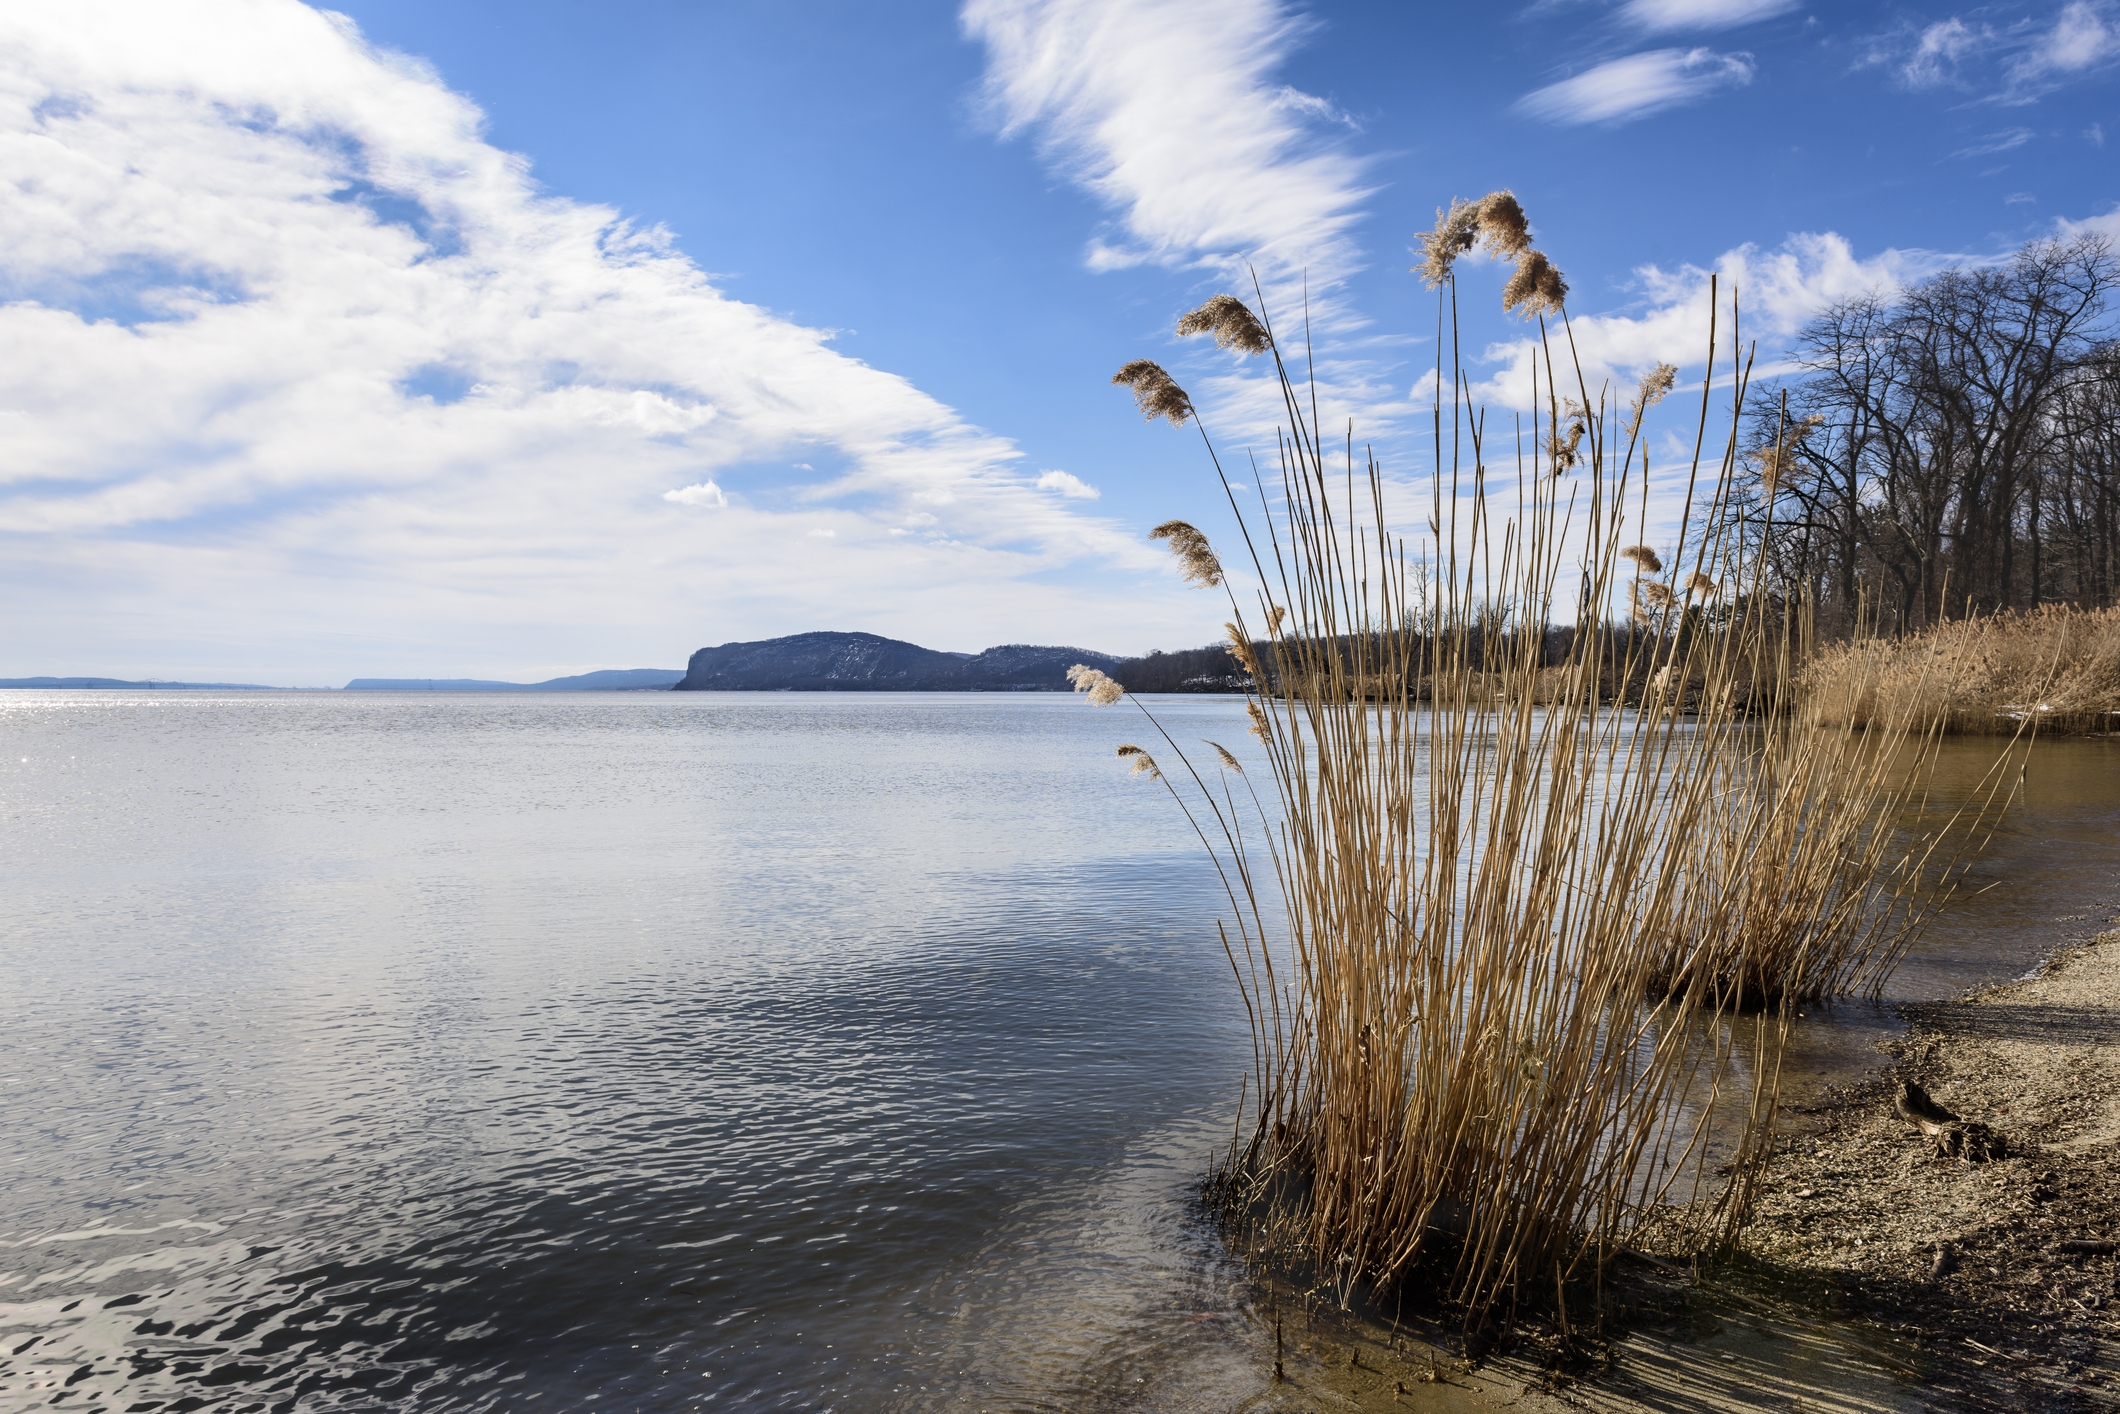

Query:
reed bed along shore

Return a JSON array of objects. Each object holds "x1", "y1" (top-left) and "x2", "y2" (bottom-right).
[
  {"x1": 1805, "y1": 602, "x2": 2120, "y2": 736},
  {"x1": 1073, "y1": 192, "x2": 2002, "y2": 1329}
]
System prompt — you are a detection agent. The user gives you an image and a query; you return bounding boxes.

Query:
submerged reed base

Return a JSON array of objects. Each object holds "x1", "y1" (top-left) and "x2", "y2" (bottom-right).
[{"x1": 1078, "y1": 190, "x2": 2001, "y2": 1340}]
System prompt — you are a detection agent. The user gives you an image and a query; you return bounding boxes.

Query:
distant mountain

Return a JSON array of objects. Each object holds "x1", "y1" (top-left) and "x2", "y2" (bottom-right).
[
  {"x1": 672, "y1": 632, "x2": 1122, "y2": 691},
  {"x1": 0, "y1": 676, "x2": 277, "y2": 689},
  {"x1": 343, "y1": 668, "x2": 685, "y2": 691}
]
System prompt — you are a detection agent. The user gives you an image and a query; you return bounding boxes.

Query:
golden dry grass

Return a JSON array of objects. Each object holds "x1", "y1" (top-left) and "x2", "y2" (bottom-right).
[
  {"x1": 1805, "y1": 603, "x2": 2120, "y2": 735},
  {"x1": 1078, "y1": 224, "x2": 1996, "y2": 1323}
]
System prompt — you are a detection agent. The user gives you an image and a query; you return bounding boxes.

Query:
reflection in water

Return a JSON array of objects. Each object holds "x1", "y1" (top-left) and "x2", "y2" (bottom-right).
[
  {"x1": 0, "y1": 692, "x2": 1265, "y2": 1411},
  {"x1": 1774, "y1": 734, "x2": 2120, "y2": 1095},
  {"x1": 2, "y1": 696, "x2": 2112, "y2": 1410}
]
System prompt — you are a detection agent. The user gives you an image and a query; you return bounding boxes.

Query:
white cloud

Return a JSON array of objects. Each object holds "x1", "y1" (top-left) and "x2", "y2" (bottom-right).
[
  {"x1": 962, "y1": 0, "x2": 1371, "y2": 307},
  {"x1": 963, "y1": 0, "x2": 1422, "y2": 476},
  {"x1": 1895, "y1": 17, "x2": 1991, "y2": 87},
  {"x1": 1465, "y1": 232, "x2": 1956, "y2": 413},
  {"x1": 1035, "y1": 469, "x2": 1100, "y2": 499},
  {"x1": 2010, "y1": 0, "x2": 2119, "y2": 84},
  {"x1": 1619, "y1": 0, "x2": 1796, "y2": 32},
  {"x1": 0, "y1": 0, "x2": 1192, "y2": 679},
  {"x1": 1516, "y1": 48, "x2": 1756, "y2": 125}
]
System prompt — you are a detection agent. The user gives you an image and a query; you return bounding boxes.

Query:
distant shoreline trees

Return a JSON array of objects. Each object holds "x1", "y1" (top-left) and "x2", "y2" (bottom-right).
[{"x1": 1745, "y1": 233, "x2": 2118, "y2": 632}]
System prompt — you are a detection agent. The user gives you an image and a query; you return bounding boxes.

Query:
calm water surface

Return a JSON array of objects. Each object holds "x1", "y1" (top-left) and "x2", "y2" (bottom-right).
[
  {"x1": 4, "y1": 693, "x2": 2116, "y2": 1412},
  {"x1": 2, "y1": 692, "x2": 1266, "y2": 1412}
]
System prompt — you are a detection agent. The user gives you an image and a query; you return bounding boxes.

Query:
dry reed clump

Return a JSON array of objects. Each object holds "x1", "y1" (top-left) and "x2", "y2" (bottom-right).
[
  {"x1": 1083, "y1": 191, "x2": 1988, "y2": 1326},
  {"x1": 1804, "y1": 604, "x2": 2120, "y2": 735}
]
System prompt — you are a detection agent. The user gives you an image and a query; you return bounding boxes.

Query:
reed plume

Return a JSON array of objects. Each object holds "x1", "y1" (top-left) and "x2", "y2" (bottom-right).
[
  {"x1": 1621, "y1": 544, "x2": 1664, "y2": 575},
  {"x1": 1501, "y1": 249, "x2": 1568, "y2": 318},
  {"x1": 1112, "y1": 359, "x2": 1194, "y2": 425},
  {"x1": 1685, "y1": 570, "x2": 1718, "y2": 598},
  {"x1": 1476, "y1": 190, "x2": 1532, "y2": 257},
  {"x1": 1417, "y1": 189, "x2": 1535, "y2": 286},
  {"x1": 1415, "y1": 196, "x2": 1483, "y2": 287},
  {"x1": 1151, "y1": 519, "x2": 1225, "y2": 588},
  {"x1": 1176, "y1": 294, "x2": 1272, "y2": 354},
  {"x1": 1208, "y1": 741, "x2": 1244, "y2": 774},
  {"x1": 1067, "y1": 663, "x2": 1125, "y2": 705},
  {"x1": 1117, "y1": 743, "x2": 1161, "y2": 779},
  {"x1": 1625, "y1": 362, "x2": 1679, "y2": 438}
]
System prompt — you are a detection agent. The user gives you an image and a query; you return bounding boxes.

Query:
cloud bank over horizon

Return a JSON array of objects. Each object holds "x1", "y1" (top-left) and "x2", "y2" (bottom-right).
[{"x1": 0, "y1": 1, "x2": 1179, "y2": 681}]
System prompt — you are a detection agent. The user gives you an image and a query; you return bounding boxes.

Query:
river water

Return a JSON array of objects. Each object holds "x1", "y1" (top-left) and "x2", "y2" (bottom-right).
[{"x1": 3, "y1": 692, "x2": 2116, "y2": 1412}]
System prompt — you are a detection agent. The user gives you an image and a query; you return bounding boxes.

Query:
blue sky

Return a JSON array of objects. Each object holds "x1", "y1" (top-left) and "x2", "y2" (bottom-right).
[{"x1": 0, "y1": 0, "x2": 2113, "y2": 683}]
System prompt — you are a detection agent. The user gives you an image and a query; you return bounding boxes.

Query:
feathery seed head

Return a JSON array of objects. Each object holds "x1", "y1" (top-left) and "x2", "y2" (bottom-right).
[
  {"x1": 1641, "y1": 580, "x2": 1676, "y2": 609},
  {"x1": 1620, "y1": 545, "x2": 1664, "y2": 575},
  {"x1": 1685, "y1": 570, "x2": 1719, "y2": 598},
  {"x1": 1111, "y1": 359, "x2": 1194, "y2": 426},
  {"x1": 1207, "y1": 740, "x2": 1244, "y2": 774},
  {"x1": 1502, "y1": 249, "x2": 1568, "y2": 319},
  {"x1": 1477, "y1": 190, "x2": 1533, "y2": 258},
  {"x1": 1067, "y1": 663, "x2": 1125, "y2": 705},
  {"x1": 1225, "y1": 622, "x2": 1262, "y2": 677},
  {"x1": 1548, "y1": 400, "x2": 1588, "y2": 474},
  {"x1": 1415, "y1": 196, "x2": 1483, "y2": 288},
  {"x1": 1150, "y1": 519, "x2": 1225, "y2": 588},
  {"x1": 1116, "y1": 744, "x2": 1162, "y2": 780},
  {"x1": 1246, "y1": 699, "x2": 1271, "y2": 743},
  {"x1": 1267, "y1": 604, "x2": 1287, "y2": 633},
  {"x1": 1625, "y1": 362, "x2": 1679, "y2": 437},
  {"x1": 1175, "y1": 294, "x2": 1271, "y2": 355}
]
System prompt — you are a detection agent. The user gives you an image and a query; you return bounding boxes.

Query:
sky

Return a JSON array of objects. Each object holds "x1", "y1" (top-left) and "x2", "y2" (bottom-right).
[{"x1": 0, "y1": 0, "x2": 2113, "y2": 684}]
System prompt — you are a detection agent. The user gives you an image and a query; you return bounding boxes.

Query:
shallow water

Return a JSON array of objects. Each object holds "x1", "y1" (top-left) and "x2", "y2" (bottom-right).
[{"x1": 3, "y1": 694, "x2": 2114, "y2": 1412}]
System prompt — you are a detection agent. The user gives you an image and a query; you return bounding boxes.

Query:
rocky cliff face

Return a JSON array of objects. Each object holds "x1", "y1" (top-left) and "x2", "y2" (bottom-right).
[{"x1": 672, "y1": 632, "x2": 1121, "y2": 691}]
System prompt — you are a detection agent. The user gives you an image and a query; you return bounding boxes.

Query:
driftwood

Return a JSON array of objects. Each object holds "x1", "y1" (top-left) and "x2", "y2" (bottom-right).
[{"x1": 1893, "y1": 1081, "x2": 2008, "y2": 1162}]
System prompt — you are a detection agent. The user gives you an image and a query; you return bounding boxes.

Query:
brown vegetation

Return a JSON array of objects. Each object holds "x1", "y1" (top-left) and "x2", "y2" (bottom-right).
[
  {"x1": 1074, "y1": 194, "x2": 1993, "y2": 1327},
  {"x1": 1805, "y1": 603, "x2": 2120, "y2": 735}
]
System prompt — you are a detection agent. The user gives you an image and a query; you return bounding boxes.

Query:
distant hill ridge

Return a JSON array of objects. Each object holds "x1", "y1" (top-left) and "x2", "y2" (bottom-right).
[
  {"x1": 0, "y1": 676, "x2": 279, "y2": 690},
  {"x1": 344, "y1": 668, "x2": 684, "y2": 691},
  {"x1": 674, "y1": 632, "x2": 1122, "y2": 691}
]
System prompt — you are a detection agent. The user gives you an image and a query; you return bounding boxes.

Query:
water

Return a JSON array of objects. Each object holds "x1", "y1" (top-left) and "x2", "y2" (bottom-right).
[
  {"x1": 1, "y1": 692, "x2": 1267, "y2": 1412},
  {"x1": 4, "y1": 694, "x2": 2116, "y2": 1412}
]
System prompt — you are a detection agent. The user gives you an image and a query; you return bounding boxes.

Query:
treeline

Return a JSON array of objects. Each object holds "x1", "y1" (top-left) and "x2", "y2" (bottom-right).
[
  {"x1": 1745, "y1": 233, "x2": 2119, "y2": 631},
  {"x1": 1109, "y1": 643, "x2": 1251, "y2": 692},
  {"x1": 1114, "y1": 626, "x2": 1592, "y2": 696}
]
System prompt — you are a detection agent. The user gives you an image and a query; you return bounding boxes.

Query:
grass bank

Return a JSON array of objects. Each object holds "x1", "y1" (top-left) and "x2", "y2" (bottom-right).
[{"x1": 1807, "y1": 604, "x2": 2120, "y2": 736}]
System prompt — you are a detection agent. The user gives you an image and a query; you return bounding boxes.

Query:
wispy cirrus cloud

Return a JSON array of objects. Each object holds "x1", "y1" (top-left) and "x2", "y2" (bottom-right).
[
  {"x1": 962, "y1": 0, "x2": 1415, "y2": 460},
  {"x1": 2008, "y1": 0, "x2": 2119, "y2": 86},
  {"x1": 1618, "y1": 0, "x2": 1797, "y2": 32},
  {"x1": 963, "y1": 0, "x2": 1371, "y2": 291},
  {"x1": 1516, "y1": 47, "x2": 1756, "y2": 125},
  {"x1": 1952, "y1": 125, "x2": 2037, "y2": 156},
  {"x1": 1866, "y1": 2, "x2": 2117, "y2": 98},
  {"x1": 0, "y1": 0, "x2": 1177, "y2": 681}
]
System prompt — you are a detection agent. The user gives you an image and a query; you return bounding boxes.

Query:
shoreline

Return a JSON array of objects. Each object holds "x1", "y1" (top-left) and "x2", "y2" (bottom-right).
[{"x1": 1199, "y1": 913, "x2": 2120, "y2": 1412}]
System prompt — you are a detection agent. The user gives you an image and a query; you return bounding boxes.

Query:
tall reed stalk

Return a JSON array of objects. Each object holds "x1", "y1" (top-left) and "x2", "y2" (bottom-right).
[{"x1": 1077, "y1": 194, "x2": 1988, "y2": 1318}]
